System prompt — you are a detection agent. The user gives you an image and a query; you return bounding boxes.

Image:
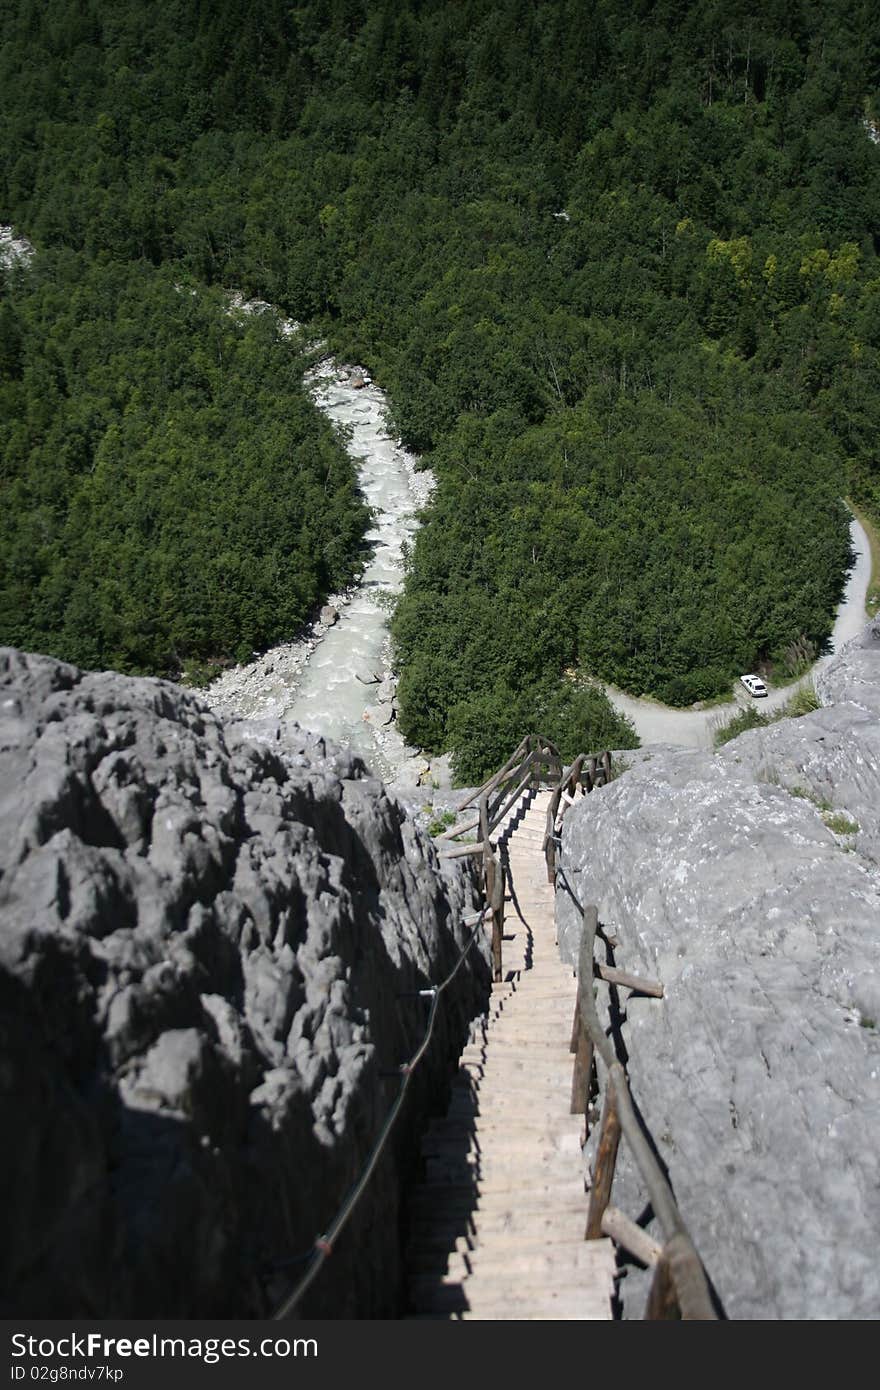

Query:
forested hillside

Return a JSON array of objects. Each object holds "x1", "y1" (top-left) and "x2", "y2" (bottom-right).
[
  {"x1": 0, "y1": 258, "x2": 368, "y2": 675},
  {"x1": 2, "y1": 1, "x2": 879, "y2": 774}
]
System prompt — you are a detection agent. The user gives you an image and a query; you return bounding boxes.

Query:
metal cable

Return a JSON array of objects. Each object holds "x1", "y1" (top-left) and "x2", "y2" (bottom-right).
[
  {"x1": 272, "y1": 905, "x2": 491, "y2": 1319},
  {"x1": 272, "y1": 750, "x2": 610, "y2": 1317}
]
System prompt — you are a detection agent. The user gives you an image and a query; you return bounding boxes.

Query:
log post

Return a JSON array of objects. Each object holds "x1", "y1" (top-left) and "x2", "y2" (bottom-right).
[
  {"x1": 438, "y1": 841, "x2": 485, "y2": 859},
  {"x1": 545, "y1": 828, "x2": 556, "y2": 884},
  {"x1": 645, "y1": 1247, "x2": 680, "y2": 1319},
  {"x1": 483, "y1": 850, "x2": 502, "y2": 983},
  {"x1": 570, "y1": 970, "x2": 594, "y2": 1115},
  {"x1": 570, "y1": 1022, "x2": 594, "y2": 1119},
  {"x1": 601, "y1": 1206, "x2": 662, "y2": 1267},
  {"x1": 585, "y1": 1078, "x2": 622, "y2": 1239},
  {"x1": 595, "y1": 963, "x2": 664, "y2": 997},
  {"x1": 490, "y1": 849, "x2": 505, "y2": 983},
  {"x1": 650, "y1": 1231, "x2": 716, "y2": 1320}
]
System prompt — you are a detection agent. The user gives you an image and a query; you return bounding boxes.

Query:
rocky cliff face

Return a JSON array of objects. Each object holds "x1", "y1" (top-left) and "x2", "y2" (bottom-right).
[
  {"x1": 0, "y1": 648, "x2": 487, "y2": 1318},
  {"x1": 557, "y1": 619, "x2": 880, "y2": 1320}
]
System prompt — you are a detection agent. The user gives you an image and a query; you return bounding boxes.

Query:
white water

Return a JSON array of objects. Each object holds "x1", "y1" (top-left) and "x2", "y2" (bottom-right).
[
  {"x1": 0, "y1": 224, "x2": 34, "y2": 267},
  {"x1": 203, "y1": 341, "x2": 434, "y2": 783}
]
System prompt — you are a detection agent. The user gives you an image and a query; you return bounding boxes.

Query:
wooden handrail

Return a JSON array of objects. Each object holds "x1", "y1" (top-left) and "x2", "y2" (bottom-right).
[
  {"x1": 434, "y1": 735, "x2": 717, "y2": 1319},
  {"x1": 572, "y1": 903, "x2": 717, "y2": 1319},
  {"x1": 543, "y1": 750, "x2": 612, "y2": 882},
  {"x1": 439, "y1": 734, "x2": 563, "y2": 981},
  {"x1": 453, "y1": 735, "x2": 531, "y2": 812}
]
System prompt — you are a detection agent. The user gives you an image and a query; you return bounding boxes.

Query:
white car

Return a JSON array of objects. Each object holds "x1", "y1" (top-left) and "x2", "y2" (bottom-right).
[{"x1": 740, "y1": 673, "x2": 768, "y2": 698}]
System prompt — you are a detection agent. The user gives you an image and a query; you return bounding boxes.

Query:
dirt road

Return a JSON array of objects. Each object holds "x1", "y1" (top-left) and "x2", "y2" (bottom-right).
[{"x1": 603, "y1": 516, "x2": 872, "y2": 750}]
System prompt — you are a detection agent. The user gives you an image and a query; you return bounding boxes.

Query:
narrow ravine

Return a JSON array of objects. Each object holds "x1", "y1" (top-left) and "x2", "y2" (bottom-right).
[
  {"x1": 7, "y1": 233, "x2": 870, "y2": 773},
  {"x1": 204, "y1": 317, "x2": 872, "y2": 769},
  {"x1": 202, "y1": 336, "x2": 435, "y2": 785},
  {"x1": 0, "y1": 239, "x2": 436, "y2": 786}
]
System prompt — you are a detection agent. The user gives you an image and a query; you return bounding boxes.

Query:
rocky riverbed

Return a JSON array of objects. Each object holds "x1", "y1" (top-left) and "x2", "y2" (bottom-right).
[
  {"x1": 557, "y1": 617, "x2": 880, "y2": 1319},
  {"x1": 202, "y1": 336, "x2": 443, "y2": 790},
  {"x1": 0, "y1": 224, "x2": 33, "y2": 267}
]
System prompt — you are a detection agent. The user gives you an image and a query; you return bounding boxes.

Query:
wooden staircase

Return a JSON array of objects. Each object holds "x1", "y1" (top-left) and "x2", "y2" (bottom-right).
[{"x1": 405, "y1": 788, "x2": 616, "y2": 1319}]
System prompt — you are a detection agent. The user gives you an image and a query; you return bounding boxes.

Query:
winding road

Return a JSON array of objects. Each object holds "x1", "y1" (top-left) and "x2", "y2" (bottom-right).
[{"x1": 602, "y1": 515, "x2": 872, "y2": 750}]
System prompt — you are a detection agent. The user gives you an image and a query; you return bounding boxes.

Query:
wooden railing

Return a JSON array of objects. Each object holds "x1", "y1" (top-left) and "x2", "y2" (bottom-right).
[
  {"x1": 438, "y1": 737, "x2": 719, "y2": 1319},
  {"x1": 547, "y1": 751, "x2": 717, "y2": 1318},
  {"x1": 568, "y1": 902, "x2": 717, "y2": 1319},
  {"x1": 542, "y1": 750, "x2": 612, "y2": 883},
  {"x1": 438, "y1": 734, "x2": 563, "y2": 981}
]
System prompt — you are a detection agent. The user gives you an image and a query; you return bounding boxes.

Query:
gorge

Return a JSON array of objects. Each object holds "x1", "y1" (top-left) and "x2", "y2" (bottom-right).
[
  {"x1": 202, "y1": 335, "x2": 436, "y2": 788},
  {"x1": 2, "y1": 0, "x2": 880, "y2": 1324}
]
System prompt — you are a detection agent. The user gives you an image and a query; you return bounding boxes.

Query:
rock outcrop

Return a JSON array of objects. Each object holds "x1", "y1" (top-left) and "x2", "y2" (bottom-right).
[
  {"x1": 556, "y1": 619, "x2": 880, "y2": 1320},
  {"x1": 0, "y1": 648, "x2": 488, "y2": 1318}
]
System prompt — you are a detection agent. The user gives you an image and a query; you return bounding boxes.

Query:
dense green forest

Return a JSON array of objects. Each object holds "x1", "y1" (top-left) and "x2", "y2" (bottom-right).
[
  {"x1": 0, "y1": 256, "x2": 369, "y2": 675},
  {"x1": 2, "y1": 1, "x2": 879, "y2": 774}
]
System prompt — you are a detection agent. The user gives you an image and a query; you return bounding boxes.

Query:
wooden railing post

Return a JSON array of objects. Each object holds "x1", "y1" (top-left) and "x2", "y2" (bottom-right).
[
  {"x1": 651, "y1": 1231, "x2": 717, "y2": 1320},
  {"x1": 570, "y1": 1013, "x2": 594, "y2": 1119},
  {"x1": 570, "y1": 905, "x2": 597, "y2": 1118},
  {"x1": 601, "y1": 1206, "x2": 662, "y2": 1268},
  {"x1": 483, "y1": 847, "x2": 502, "y2": 983},
  {"x1": 478, "y1": 792, "x2": 501, "y2": 982},
  {"x1": 490, "y1": 848, "x2": 505, "y2": 982},
  {"x1": 585, "y1": 1075, "x2": 622, "y2": 1239},
  {"x1": 545, "y1": 827, "x2": 557, "y2": 884},
  {"x1": 645, "y1": 1247, "x2": 680, "y2": 1319}
]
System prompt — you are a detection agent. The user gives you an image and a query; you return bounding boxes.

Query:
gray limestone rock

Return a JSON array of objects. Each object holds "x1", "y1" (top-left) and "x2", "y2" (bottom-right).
[
  {"x1": 0, "y1": 648, "x2": 487, "y2": 1318},
  {"x1": 556, "y1": 621, "x2": 880, "y2": 1320},
  {"x1": 816, "y1": 615, "x2": 880, "y2": 716}
]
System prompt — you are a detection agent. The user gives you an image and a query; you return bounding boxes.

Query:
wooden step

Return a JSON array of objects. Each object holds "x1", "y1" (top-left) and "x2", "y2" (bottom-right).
[
  {"x1": 463, "y1": 1028, "x2": 572, "y2": 1046},
  {"x1": 411, "y1": 1278, "x2": 613, "y2": 1319},
  {"x1": 414, "y1": 1240, "x2": 612, "y2": 1287},
  {"x1": 458, "y1": 1040, "x2": 572, "y2": 1059},
  {"x1": 409, "y1": 1176, "x2": 587, "y2": 1206},
  {"x1": 444, "y1": 1099, "x2": 584, "y2": 1125},
  {"x1": 407, "y1": 1235, "x2": 593, "y2": 1277},
  {"x1": 408, "y1": 1206, "x2": 590, "y2": 1240},
  {"x1": 406, "y1": 821, "x2": 614, "y2": 1322},
  {"x1": 421, "y1": 1132, "x2": 583, "y2": 1163},
  {"x1": 424, "y1": 1156, "x2": 583, "y2": 1186},
  {"x1": 408, "y1": 1229, "x2": 590, "y2": 1270},
  {"x1": 454, "y1": 1061, "x2": 573, "y2": 1085},
  {"x1": 408, "y1": 1207, "x2": 587, "y2": 1242}
]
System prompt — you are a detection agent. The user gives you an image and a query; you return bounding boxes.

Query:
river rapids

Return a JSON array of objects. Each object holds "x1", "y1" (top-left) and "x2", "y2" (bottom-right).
[{"x1": 202, "y1": 336, "x2": 436, "y2": 785}]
